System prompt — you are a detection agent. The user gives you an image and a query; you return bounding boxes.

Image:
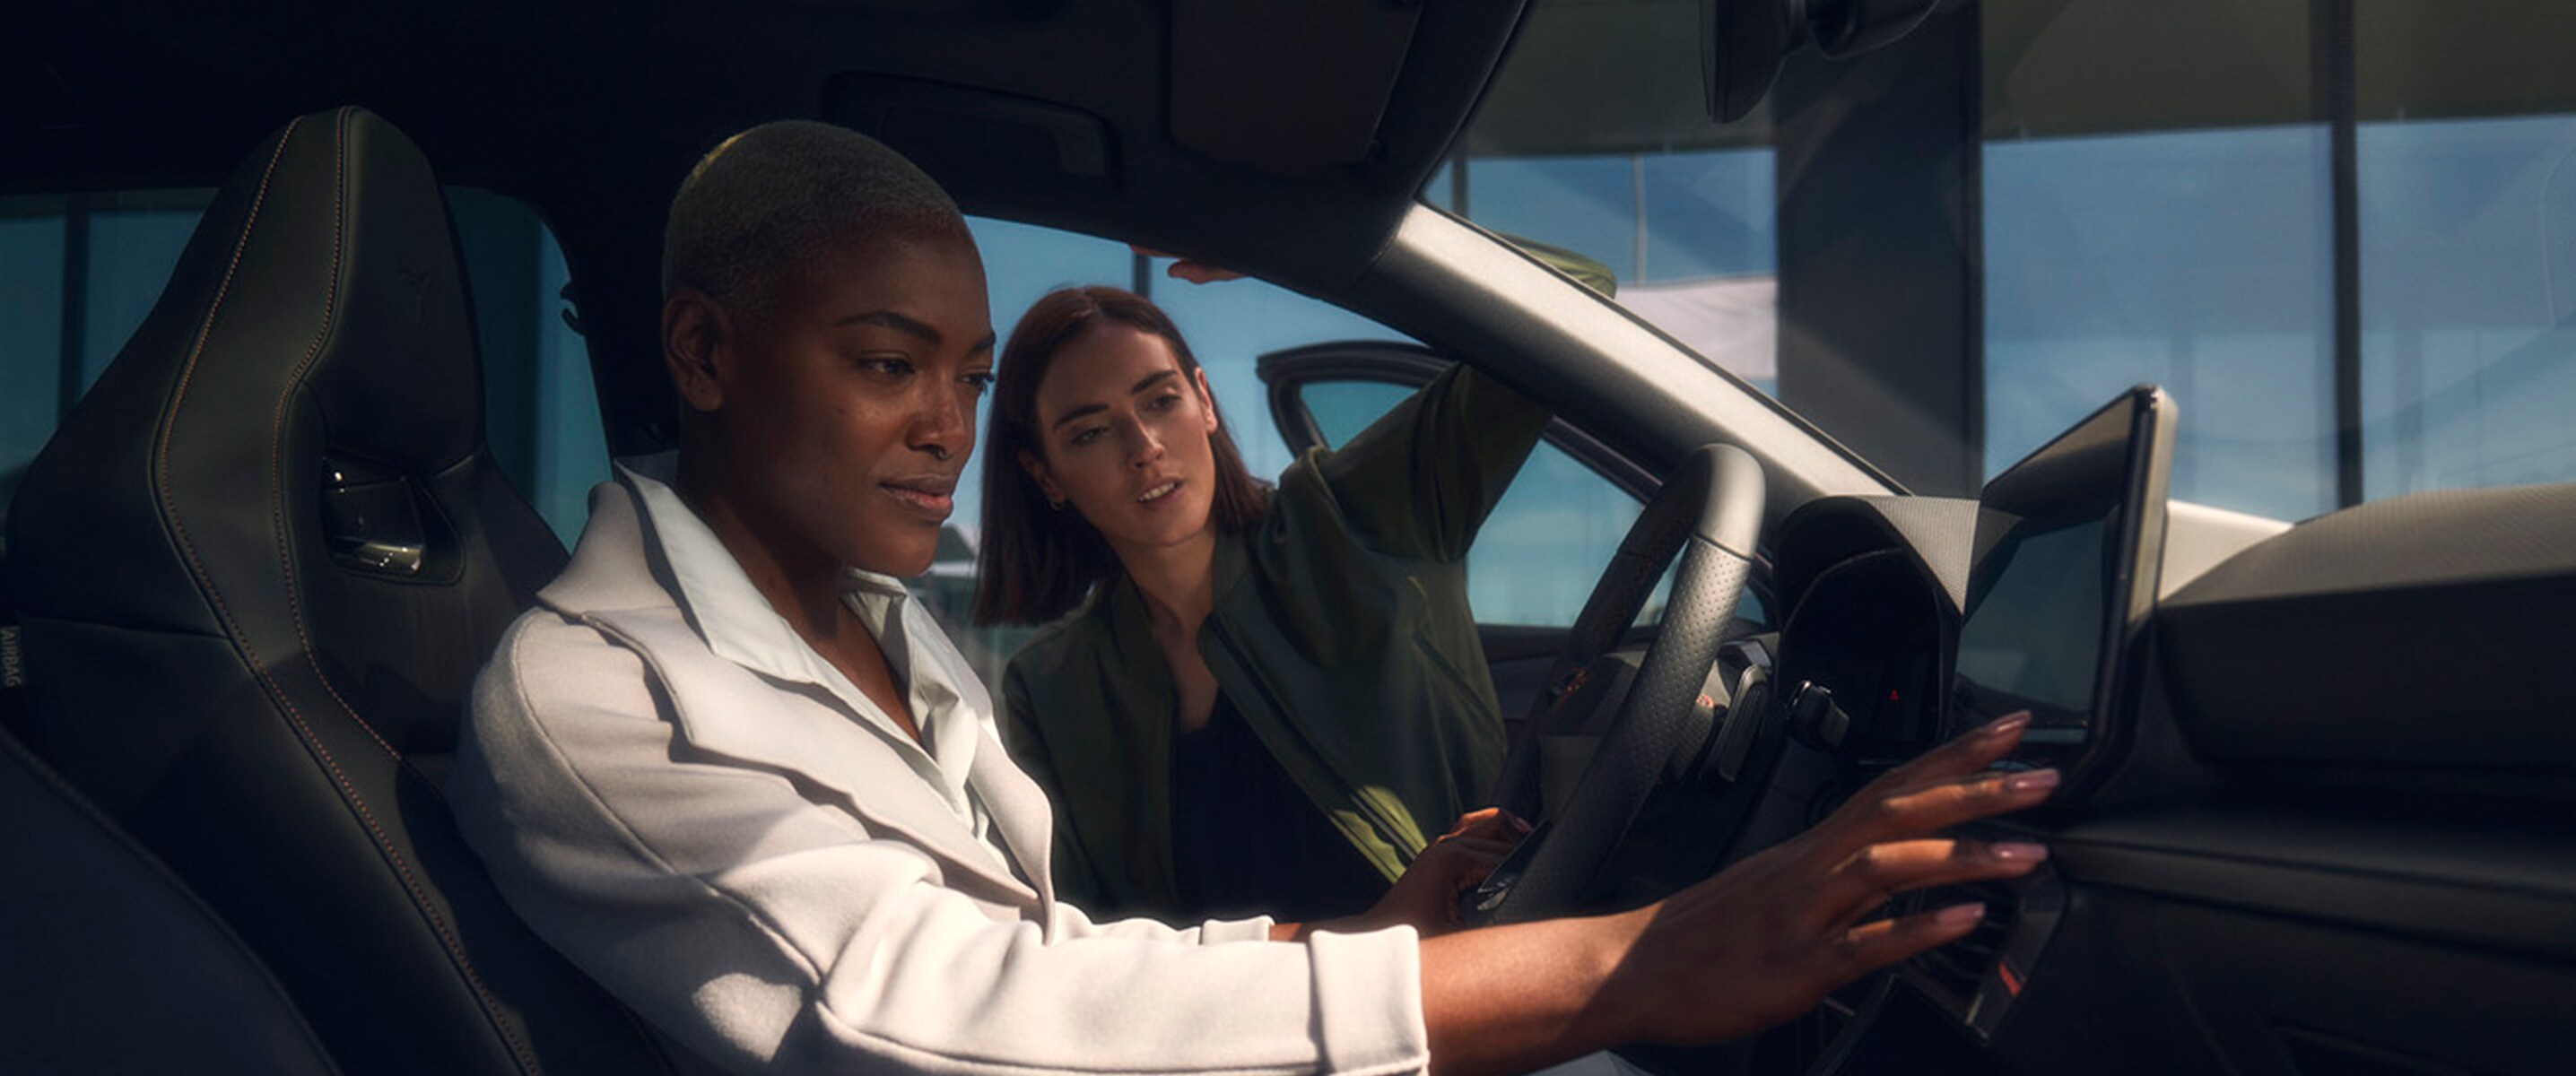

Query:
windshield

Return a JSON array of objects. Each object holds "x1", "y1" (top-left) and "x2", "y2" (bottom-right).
[{"x1": 1444, "y1": 0, "x2": 2576, "y2": 521}]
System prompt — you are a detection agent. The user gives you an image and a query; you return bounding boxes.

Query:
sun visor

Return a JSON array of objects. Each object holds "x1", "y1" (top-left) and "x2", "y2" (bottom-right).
[
  {"x1": 1168, "y1": 0, "x2": 1422, "y2": 176},
  {"x1": 828, "y1": 74, "x2": 1117, "y2": 198}
]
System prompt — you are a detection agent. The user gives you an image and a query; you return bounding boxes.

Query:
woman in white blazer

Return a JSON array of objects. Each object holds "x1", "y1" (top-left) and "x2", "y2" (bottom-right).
[{"x1": 448, "y1": 120, "x2": 2060, "y2": 1076}]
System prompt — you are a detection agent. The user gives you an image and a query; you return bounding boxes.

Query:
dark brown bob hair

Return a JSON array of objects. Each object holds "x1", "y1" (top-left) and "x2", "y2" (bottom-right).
[{"x1": 972, "y1": 285, "x2": 1268, "y2": 626}]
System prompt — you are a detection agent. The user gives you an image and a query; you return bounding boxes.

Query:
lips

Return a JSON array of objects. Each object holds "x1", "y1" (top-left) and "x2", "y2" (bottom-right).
[
  {"x1": 1136, "y1": 480, "x2": 1181, "y2": 505},
  {"x1": 881, "y1": 475, "x2": 957, "y2": 518}
]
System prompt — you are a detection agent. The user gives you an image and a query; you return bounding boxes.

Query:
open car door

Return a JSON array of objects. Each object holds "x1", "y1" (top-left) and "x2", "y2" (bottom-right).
[{"x1": 1256, "y1": 341, "x2": 1749, "y2": 730}]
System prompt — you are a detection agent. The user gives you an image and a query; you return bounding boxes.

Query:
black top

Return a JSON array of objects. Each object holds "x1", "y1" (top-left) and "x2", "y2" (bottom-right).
[{"x1": 1168, "y1": 693, "x2": 1390, "y2": 924}]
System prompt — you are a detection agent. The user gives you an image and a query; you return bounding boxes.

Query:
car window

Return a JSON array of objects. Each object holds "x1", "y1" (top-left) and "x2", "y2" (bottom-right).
[
  {"x1": 1447, "y1": 0, "x2": 2576, "y2": 521},
  {"x1": 940, "y1": 218, "x2": 1423, "y2": 691},
  {"x1": 952, "y1": 218, "x2": 1744, "y2": 688},
  {"x1": 0, "y1": 187, "x2": 607, "y2": 548},
  {"x1": 0, "y1": 206, "x2": 67, "y2": 519},
  {"x1": 929, "y1": 218, "x2": 1146, "y2": 689},
  {"x1": 1, "y1": 190, "x2": 210, "y2": 528},
  {"x1": 1301, "y1": 379, "x2": 1416, "y2": 448},
  {"x1": 1295, "y1": 377, "x2": 1731, "y2": 631}
]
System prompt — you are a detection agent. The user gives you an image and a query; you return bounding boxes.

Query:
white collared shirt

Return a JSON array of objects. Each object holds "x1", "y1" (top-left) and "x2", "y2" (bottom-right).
[{"x1": 616, "y1": 454, "x2": 1010, "y2": 871}]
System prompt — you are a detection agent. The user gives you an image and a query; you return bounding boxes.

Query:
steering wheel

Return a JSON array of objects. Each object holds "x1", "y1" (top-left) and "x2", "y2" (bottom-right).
[{"x1": 1476, "y1": 443, "x2": 1766, "y2": 923}]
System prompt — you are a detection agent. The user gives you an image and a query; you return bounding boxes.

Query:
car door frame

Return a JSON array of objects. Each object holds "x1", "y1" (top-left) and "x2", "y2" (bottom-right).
[{"x1": 1256, "y1": 339, "x2": 1771, "y2": 724}]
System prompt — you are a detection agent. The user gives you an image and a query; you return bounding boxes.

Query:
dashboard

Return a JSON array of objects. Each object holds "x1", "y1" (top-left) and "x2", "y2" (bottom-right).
[
  {"x1": 1732, "y1": 395, "x2": 2576, "y2": 1075},
  {"x1": 1775, "y1": 388, "x2": 2174, "y2": 789}
]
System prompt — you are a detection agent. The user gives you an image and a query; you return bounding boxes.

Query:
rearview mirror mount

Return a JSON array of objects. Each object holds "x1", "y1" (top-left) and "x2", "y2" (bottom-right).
[{"x1": 1701, "y1": 0, "x2": 1942, "y2": 122}]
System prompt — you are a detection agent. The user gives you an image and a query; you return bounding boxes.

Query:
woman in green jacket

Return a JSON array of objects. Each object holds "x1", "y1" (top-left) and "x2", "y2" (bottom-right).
[{"x1": 973, "y1": 284, "x2": 1549, "y2": 926}]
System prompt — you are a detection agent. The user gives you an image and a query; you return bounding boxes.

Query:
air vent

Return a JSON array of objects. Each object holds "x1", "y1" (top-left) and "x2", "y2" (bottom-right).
[
  {"x1": 1899, "y1": 863, "x2": 2066, "y2": 1038},
  {"x1": 1909, "y1": 876, "x2": 2021, "y2": 1008}
]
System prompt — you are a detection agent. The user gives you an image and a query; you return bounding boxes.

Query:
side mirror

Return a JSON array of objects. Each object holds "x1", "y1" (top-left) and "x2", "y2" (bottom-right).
[{"x1": 1701, "y1": 0, "x2": 1942, "y2": 122}]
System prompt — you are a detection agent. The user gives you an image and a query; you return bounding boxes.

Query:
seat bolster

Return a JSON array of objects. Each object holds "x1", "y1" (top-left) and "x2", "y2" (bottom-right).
[{"x1": 0, "y1": 727, "x2": 343, "y2": 1076}]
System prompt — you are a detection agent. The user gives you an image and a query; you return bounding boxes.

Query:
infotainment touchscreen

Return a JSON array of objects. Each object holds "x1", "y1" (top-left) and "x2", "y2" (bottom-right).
[{"x1": 1952, "y1": 386, "x2": 2175, "y2": 771}]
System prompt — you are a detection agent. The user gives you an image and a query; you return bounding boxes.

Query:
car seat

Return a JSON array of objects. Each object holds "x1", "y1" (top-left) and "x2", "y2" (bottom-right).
[
  {"x1": 0, "y1": 725, "x2": 342, "y2": 1075},
  {"x1": 3, "y1": 107, "x2": 671, "y2": 1076}
]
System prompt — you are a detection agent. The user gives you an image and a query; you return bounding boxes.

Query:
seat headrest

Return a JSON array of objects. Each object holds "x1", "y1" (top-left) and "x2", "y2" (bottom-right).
[
  {"x1": 9, "y1": 107, "x2": 566, "y2": 756},
  {"x1": 204, "y1": 106, "x2": 485, "y2": 471},
  {"x1": 0, "y1": 108, "x2": 638, "y2": 1076},
  {"x1": 11, "y1": 107, "x2": 490, "y2": 637}
]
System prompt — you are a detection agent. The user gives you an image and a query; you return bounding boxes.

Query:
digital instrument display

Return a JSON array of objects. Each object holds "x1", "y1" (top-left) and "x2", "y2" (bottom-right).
[{"x1": 1952, "y1": 386, "x2": 2174, "y2": 767}]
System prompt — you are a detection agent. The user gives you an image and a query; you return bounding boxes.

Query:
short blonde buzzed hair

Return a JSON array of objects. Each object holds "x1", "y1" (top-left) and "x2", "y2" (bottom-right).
[{"x1": 660, "y1": 120, "x2": 966, "y2": 324}]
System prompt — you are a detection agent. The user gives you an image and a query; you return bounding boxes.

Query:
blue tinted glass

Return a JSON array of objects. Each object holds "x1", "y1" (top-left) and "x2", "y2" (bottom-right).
[
  {"x1": 1424, "y1": 160, "x2": 1458, "y2": 213},
  {"x1": 1984, "y1": 126, "x2": 2336, "y2": 521},
  {"x1": 1626, "y1": 151, "x2": 1780, "y2": 391},
  {"x1": 961, "y1": 217, "x2": 1133, "y2": 540},
  {"x1": 3, "y1": 187, "x2": 611, "y2": 547},
  {"x1": 1470, "y1": 441, "x2": 1663, "y2": 627},
  {"x1": 1294, "y1": 376, "x2": 1682, "y2": 629},
  {"x1": 1, "y1": 213, "x2": 65, "y2": 492},
  {"x1": 1639, "y1": 149, "x2": 1776, "y2": 281},
  {"x1": 83, "y1": 210, "x2": 199, "y2": 388},
  {"x1": 970, "y1": 217, "x2": 1133, "y2": 350},
  {"x1": 2358, "y1": 113, "x2": 2576, "y2": 498},
  {"x1": 447, "y1": 187, "x2": 607, "y2": 546},
  {"x1": 1300, "y1": 380, "x2": 1413, "y2": 449},
  {"x1": 1463, "y1": 156, "x2": 1640, "y2": 282},
  {"x1": 1438, "y1": 150, "x2": 1781, "y2": 394},
  {"x1": 1153, "y1": 274, "x2": 1411, "y2": 480},
  {"x1": 532, "y1": 230, "x2": 608, "y2": 545},
  {"x1": 966, "y1": 216, "x2": 1722, "y2": 633},
  {"x1": 942, "y1": 218, "x2": 1137, "y2": 690}
]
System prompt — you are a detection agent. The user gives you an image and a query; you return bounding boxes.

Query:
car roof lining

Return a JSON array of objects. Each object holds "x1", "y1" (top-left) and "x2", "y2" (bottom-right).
[
  {"x1": 6, "y1": 1, "x2": 1523, "y2": 287},
  {"x1": 9, "y1": 2, "x2": 1540, "y2": 454}
]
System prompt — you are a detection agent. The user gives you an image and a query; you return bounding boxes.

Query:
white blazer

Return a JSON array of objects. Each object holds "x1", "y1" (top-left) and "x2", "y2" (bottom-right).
[{"x1": 448, "y1": 476, "x2": 1428, "y2": 1076}]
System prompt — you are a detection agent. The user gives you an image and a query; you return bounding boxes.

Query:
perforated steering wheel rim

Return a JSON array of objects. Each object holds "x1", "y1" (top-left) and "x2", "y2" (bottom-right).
[{"x1": 1484, "y1": 443, "x2": 1766, "y2": 922}]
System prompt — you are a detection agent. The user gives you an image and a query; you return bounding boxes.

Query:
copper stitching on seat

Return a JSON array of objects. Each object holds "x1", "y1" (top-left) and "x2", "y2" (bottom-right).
[
  {"x1": 153, "y1": 108, "x2": 548, "y2": 1076},
  {"x1": 153, "y1": 123, "x2": 294, "y2": 669},
  {"x1": 266, "y1": 112, "x2": 399, "y2": 765},
  {"x1": 283, "y1": 108, "x2": 547, "y2": 1076}
]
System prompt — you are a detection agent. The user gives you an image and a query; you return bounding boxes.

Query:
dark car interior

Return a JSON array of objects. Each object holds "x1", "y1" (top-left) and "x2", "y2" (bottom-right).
[
  {"x1": 6, "y1": 108, "x2": 672, "y2": 1074},
  {"x1": 6, "y1": 2, "x2": 2575, "y2": 1075}
]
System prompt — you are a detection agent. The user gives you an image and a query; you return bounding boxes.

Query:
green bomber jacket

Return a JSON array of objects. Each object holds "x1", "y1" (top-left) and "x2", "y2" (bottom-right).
[{"x1": 999, "y1": 362, "x2": 1551, "y2": 921}]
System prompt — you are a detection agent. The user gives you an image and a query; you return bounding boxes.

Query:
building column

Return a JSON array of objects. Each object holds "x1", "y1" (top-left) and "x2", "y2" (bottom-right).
[{"x1": 1771, "y1": 3, "x2": 1985, "y2": 496}]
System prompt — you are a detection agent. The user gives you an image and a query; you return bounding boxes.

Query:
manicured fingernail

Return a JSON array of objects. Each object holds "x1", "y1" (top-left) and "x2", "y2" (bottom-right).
[
  {"x1": 1980, "y1": 713, "x2": 2032, "y2": 739},
  {"x1": 2006, "y1": 768, "x2": 2061, "y2": 794},
  {"x1": 1991, "y1": 842, "x2": 2049, "y2": 863},
  {"x1": 1936, "y1": 903, "x2": 1986, "y2": 928}
]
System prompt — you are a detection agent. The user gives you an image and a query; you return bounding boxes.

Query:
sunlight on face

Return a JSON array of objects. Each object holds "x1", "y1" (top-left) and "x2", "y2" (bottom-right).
[
  {"x1": 1023, "y1": 324, "x2": 1223, "y2": 558},
  {"x1": 714, "y1": 231, "x2": 996, "y2": 577}
]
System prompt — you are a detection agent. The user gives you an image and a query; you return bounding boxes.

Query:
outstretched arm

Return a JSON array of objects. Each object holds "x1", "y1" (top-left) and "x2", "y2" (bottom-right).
[
  {"x1": 1313, "y1": 362, "x2": 1554, "y2": 562},
  {"x1": 1420, "y1": 713, "x2": 2055, "y2": 1076},
  {"x1": 457, "y1": 618, "x2": 1401, "y2": 1076},
  {"x1": 1124, "y1": 247, "x2": 1551, "y2": 561}
]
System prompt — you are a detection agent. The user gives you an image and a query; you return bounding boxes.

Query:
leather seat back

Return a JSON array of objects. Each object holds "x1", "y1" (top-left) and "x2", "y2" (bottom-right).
[
  {"x1": 0, "y1": 726, "x2": 343, "y2": 1076},
  {"x1": 4, "y1": 107, "x2": 669, "y2": 1076}
]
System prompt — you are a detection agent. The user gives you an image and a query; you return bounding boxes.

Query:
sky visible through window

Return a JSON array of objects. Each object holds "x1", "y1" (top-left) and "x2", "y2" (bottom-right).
[
  {"x1": 1426, "y1": 114, "x2": 2576, "y2": 524},
  {"x1": 11, "y1": 107, "x2": 2567, "y2": 568}
]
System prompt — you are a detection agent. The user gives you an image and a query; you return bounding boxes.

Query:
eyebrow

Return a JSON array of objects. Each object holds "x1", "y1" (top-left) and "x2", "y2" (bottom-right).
[
  {"x1": 835, "y1": 310, "x2": 997, "y2": 356},
  {"x1": 1049, "y1": 369, "x2": 1181, "y2": 431}
]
